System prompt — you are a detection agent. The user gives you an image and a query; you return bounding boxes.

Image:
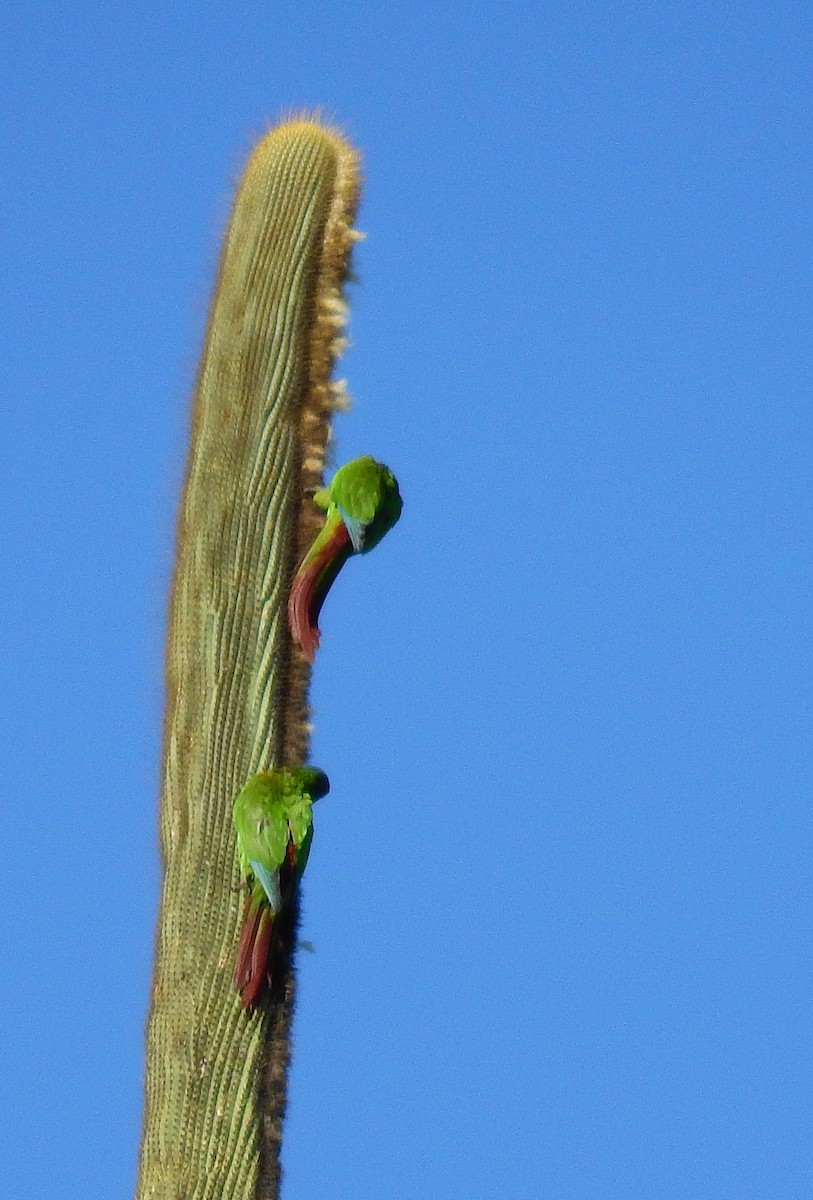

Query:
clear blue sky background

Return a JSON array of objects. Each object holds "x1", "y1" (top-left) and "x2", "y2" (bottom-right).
[{"x1": 2, "y1": 4, "x2": 811, "y2": 1197}]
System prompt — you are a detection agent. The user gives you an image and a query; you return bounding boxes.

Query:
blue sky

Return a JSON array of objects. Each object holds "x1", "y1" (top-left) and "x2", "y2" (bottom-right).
[{"x1": 2, "y1": 3, "x2": 812, "y2": 1197}]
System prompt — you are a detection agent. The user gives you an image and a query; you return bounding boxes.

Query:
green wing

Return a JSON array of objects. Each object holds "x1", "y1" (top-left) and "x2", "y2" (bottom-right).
[
  {"x1": 233, "y1": 767, "x2": 326, "y2": 883},
  {"x1": 284, "y1": 767, "x2": 326, "y2": 883},
  {"x1": 294, "y1": 823, "x2": 314, "y2": 888},
  {"x1": 330, "y1": 455, "x2": 384, "y2": 522},
  {"x1": 233, "y1": 773, "x2": 290, "y2": 881},
  {"x1": 329, "y1": 455, "x2": 402, "y2": 553}
]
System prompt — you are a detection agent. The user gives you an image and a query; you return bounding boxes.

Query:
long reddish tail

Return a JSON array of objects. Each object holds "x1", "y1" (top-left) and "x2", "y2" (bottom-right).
[
  {"x1": 288, "y1": 516, "x2": 352, "y2": 660},
  {"x1": 234, "y1": 891, "x2": 275, "y2": 1009}
]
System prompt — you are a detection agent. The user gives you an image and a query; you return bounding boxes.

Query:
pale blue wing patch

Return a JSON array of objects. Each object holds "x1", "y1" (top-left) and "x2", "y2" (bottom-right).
[
  {"x1": 338, "y1": 505, "x2": 367, "y2": 553},
  {"x1": 249, "y1": 859, "x2": 281, "y2": 910}
]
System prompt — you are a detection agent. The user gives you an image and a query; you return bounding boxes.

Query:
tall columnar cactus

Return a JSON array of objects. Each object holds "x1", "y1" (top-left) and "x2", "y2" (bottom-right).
[{"x1": 136, "y1": 118, "x2": 361, "y2": 1200}]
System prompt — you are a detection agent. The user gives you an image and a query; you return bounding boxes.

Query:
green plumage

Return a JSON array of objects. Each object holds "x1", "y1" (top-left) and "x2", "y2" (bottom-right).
[
  {"x1": 313, "y1": 454, "x2": 403, "y2": 554},
  {"x1": 288, "y1": 454, "x2": 403, "y2": 659},
  {"x1": 233, "y1": 770, "x2": 321, "y2": 884},
  {"x1": 232, "y1": 767, "x2": 329, "y2": 1008}
]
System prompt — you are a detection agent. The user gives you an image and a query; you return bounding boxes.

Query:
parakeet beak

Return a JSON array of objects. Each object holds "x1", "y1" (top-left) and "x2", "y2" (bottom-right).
[{"x1": 287, "y1": 516, "x2": 353, "y2": 660}]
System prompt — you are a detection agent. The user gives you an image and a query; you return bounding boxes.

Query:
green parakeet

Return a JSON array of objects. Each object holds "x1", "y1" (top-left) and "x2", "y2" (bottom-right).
[
  {"x1": 288, "y1": 454, "x2": 403, "y2": 659},
  {"x1": 232, "y1": 766, "x2": 330, "y2": 1009}
]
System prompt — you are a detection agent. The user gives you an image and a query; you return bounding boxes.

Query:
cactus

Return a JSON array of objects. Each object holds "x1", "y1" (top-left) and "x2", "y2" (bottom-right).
[{"x1": 136, "y1": 118, "x2": 361, "y2": 1200}]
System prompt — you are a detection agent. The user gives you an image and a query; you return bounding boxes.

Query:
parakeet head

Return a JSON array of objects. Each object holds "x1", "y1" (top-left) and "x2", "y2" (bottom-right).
[
  {"x1": 289, "y1": 766, "x2": 330, "y2": 801},
  {"x1": 360, "y1": 462, "x2": 402, "y2": 554}
]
